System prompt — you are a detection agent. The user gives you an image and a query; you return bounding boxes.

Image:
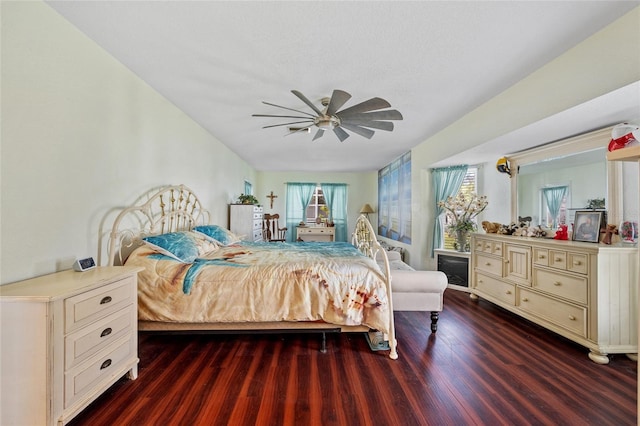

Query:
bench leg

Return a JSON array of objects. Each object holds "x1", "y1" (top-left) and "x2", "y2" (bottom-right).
[{"x1": 430, "y1": 311, "x2": 439, "y2": 333}]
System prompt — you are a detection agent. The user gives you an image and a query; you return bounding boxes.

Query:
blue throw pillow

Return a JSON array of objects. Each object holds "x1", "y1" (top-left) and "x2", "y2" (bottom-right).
[
  {"x1": 193, "y1": 225, "x2": 241, "y2": 246},
  {"x1": 142, "y1": 231, "x2": 218, "y2": 263}
]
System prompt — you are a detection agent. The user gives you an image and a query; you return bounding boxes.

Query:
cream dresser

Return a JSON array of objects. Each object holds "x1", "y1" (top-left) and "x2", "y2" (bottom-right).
[
  {"x1": 470, "y1": 233, "x2": 638, "y2": 364},
  {"x1": 229, "y1": 204, "x2": 264, "y2": 242},
  {"x1": 0, "y1": 266, "x2": 142, "y2": 425},
  {"x1": 296, "y1": 226, "x2": 335, "y2": 242}
]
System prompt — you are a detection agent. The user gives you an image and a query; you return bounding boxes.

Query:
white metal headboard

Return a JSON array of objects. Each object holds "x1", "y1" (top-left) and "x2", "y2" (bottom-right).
[{"x1": 107, "y1": 184, "x2": 211, "y2": 266}]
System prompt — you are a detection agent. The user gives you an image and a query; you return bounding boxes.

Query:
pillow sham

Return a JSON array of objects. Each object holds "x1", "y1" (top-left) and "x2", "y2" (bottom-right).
[
  {"x1": 142, "y1": 231, "x2": 218, "y2": 263},
  {"x1": 192, "y1": 225, "x2": 241, "y2": 246}
]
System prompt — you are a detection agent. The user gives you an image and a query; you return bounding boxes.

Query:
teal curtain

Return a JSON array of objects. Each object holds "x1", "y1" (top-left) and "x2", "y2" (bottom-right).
[
  {"x1": 542, "y1": 185, "x2": 567, "y2": 228},
  {"x1": 321, "y1": 183, "x2": 348, "y2": 242},
  {"x1": 430, "y1": 165, "x2": 468, "y2": 257},
  {"x1": 285, "y1": 183, "x2": 316, "y2": 242}
]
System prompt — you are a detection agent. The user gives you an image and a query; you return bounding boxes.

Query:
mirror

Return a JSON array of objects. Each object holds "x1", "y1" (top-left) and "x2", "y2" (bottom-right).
[
  {"x1": 517, "y1": 148, "x2": 606, "y2": 227},
  {"x1": 509, "y1": 126, "x2": 623, "y2": 227}
]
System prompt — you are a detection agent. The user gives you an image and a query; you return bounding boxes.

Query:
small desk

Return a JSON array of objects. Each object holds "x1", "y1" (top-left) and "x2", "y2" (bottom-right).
[{"x1": 297, "y1": 226, "x2": 335, "y2": 242}]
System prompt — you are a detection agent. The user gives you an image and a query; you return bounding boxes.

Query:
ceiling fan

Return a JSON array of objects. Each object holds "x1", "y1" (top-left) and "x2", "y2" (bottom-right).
[{"x1": 252, "y1": 89, "x2": 403, "y2": 142}]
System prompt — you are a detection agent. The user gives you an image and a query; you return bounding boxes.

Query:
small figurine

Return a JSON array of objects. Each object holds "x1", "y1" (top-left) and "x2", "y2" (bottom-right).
[
  {"x1": 554, "y1": 224, "x2": 569, "y2": 240},
  {"x1": 601, "y1": 224, "x2": 618, "y2": 245}
]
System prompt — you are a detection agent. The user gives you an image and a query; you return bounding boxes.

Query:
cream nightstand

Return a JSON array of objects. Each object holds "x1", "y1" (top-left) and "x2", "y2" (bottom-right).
[{"x1": 0, "y1": 266, "x2": 142, "y2": 425}]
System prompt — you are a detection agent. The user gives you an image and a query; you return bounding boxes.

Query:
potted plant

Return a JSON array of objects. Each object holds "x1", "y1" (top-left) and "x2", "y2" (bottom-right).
[{"x1": 237, "y1": 194, "x2": 259, "y2": 205}]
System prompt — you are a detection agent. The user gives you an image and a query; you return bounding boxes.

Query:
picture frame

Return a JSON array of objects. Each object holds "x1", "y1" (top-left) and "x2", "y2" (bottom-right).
[{"x1": 573, "y1": 210, "x2": 604, "y2": 243}]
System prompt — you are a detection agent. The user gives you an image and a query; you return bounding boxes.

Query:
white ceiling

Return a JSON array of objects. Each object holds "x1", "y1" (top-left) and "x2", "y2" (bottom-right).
[{"x1": 45, "y1": 1, "x2": 640, "y2": 172}]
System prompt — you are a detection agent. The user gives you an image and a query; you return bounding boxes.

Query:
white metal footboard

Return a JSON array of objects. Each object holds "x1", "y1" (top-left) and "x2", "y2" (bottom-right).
[{"x1": 352, "y1": 214, "x2": 398, "y2": 360}]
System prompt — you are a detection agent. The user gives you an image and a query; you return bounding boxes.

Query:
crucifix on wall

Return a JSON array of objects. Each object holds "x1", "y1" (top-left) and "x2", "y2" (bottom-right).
[{"x1": 267, "y1": 191, "x2": 278, "y2": 209}]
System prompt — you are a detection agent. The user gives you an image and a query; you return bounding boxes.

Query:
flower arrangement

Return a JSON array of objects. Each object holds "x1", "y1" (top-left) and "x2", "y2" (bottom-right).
[
  {"x1": 237, "y1": 193, "x2": 259, "y2": 204},
  {"x1": 439, "y1": 193, "x2": 488, "y2": 235},
  {"x1": 619, "y1": 221, "x2": 638, "y2": 244}
]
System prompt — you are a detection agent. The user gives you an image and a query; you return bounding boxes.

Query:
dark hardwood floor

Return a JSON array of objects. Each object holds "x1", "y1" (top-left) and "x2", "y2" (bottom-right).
[{"x1": 69, "y1": 290, "x2": 637, "y2": 426}]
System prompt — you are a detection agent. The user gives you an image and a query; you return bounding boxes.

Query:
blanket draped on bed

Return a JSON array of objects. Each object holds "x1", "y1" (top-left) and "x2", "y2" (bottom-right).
[{"x1": 125, "y1": 242, "x2": 391, "y2": 333}]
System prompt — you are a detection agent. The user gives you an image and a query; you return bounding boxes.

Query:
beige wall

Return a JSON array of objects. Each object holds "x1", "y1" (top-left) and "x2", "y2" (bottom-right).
[{"x1": 1, "y1": 2, "x2": 256, "y2": 283}]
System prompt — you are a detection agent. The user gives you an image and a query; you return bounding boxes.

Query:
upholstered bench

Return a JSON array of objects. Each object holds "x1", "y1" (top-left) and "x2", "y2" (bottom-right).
[{"x1": 378, "y1": 250, "x2": 448, "y2": 332}]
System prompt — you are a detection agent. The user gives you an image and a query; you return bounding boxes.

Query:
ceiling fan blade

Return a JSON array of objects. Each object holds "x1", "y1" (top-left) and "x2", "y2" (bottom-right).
[
  {"x1": 285, "y1": 125, "x2": 313, "y2": 136},
  {"x1": 336, "y1": 97, "x2": 391, "y2": 115},
  {"x1": 340, "y1": 123, "x2": 375, "y2": 139},
  {"x1": 341, "y1": 119, "x2": 394, "y2": 132},
  {"x1": 252, "y1": 114, "x2": 314, "y2": 120},
  {"x1": 262, "y1": 119, "x2": 315, "y2": 129},
  {"x1": 333, "y1": 127, "x2": 350, "y2": 142},
  {"x1": 261, "y1": 101, "x2": 316, "y2": 117},
  {"x1": 326, "y1": 90, "x2": 351, "y2": 116},
  {"x1": 291, "y1": 90, "x2": 323, "y2": 116},
  {"x1": 312, "y1": 129, "x2": 325, "y2": 141},
  {"x1": 337, "y1": 110, "x2": 403, "y2": 121}
]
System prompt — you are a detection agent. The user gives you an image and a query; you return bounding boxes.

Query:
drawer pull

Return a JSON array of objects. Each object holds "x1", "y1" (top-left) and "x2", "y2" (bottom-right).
[
  {"x1": 100, "y1": 296, "x2": 112, "y2": 305},
  {"x1": 553, "y1": 281, "x2": 562, "y2": 287},
  {"x1": 555, "y1": 257, "x2": 562, "y2": 262},
  {"x1": 522, "y1": 297, "x2": 529, "y2": 302},
  {"x1": 538, "y1": 255, "x2": 546, "y2": 259},
  {"x1": 505, "y1": 290, "x2": 511, "y2": 295},
  {"x1": 100, "y1": 359, "x2": 112, "y2": 370},
  {"x1": 485, "y1": 262, "x2": 491, "y2": 266},
  {"x1": 569, "y1": 315, "x2": 576, "y2": 321},
  {"x1": 100, "y1": 327, "x2": 112, "y2": 338},
  {"x1": 574, "y1": 261, "x2": 582, "y2": 265}
]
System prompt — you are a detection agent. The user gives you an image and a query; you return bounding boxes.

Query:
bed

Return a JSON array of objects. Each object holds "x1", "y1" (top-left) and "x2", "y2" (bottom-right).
[{"x1": 107, "y1": 184, "x2": 397, "y2": 359}]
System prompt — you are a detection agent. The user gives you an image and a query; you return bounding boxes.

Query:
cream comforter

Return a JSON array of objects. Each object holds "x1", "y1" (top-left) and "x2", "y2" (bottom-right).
[{"x1": 125, "y1": 241, "x2": 391, "y2": 333}]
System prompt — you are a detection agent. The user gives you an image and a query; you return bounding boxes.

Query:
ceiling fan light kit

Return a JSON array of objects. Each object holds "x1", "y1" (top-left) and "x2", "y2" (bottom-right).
[{"x1": 253, "y1": 89, "x2": 403, "y2": 142}]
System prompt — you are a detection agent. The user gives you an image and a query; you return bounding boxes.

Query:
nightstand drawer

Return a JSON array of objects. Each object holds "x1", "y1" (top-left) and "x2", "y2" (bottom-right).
[
  {"x1": 65, "y1": 276, "x2": 135, "y2": 333},
  {"x1": 64, "y1": 336, "x2": 135, "y2": 408},
  {"x1": 65, "y1": 306, "x2": 135, "y2": 369}
]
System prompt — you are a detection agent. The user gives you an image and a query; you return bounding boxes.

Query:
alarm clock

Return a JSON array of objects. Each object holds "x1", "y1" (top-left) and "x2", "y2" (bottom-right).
[{"x1": 73, "y1": 257, "x2": 96, "y2": 272}]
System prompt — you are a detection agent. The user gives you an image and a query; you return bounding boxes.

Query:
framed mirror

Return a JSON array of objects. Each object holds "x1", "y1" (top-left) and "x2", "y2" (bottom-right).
[{"x1": 508, "y1": 126, "x2": 623, "y2": 228}]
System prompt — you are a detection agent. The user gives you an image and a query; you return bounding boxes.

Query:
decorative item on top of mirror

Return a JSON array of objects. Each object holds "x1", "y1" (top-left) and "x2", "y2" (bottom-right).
[
  {"x1": 619, "y1": 220, "x2": 638, "y2": 245},
  {"x1": 607, "y1": 122, "x2": 640, "y2": 152}
]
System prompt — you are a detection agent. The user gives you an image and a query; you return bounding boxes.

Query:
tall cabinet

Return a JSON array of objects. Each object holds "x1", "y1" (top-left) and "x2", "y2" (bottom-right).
[{"x1": 229, "y1": 204, "x2": 264, "y2": 242}]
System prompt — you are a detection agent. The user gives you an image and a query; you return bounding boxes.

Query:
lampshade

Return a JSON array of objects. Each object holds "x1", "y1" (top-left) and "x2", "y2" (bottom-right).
[{"x1": 359, "y1": 203, "x2": 375, "y2": 214}]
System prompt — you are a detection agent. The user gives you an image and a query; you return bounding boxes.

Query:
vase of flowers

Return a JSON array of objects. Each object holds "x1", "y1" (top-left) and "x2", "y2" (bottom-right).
[{"x1": 439, "y1": 193, "x2": 488, "y2": 252}]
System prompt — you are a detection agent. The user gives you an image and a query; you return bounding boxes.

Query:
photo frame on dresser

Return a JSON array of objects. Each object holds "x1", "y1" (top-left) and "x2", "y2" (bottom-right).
[{"x1": 573, "y1": 210, "x2": 605, "y2": 243}]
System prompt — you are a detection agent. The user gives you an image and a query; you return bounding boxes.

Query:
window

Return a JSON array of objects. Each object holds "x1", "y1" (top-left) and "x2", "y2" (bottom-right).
[
  {"x1": 540, "y1": 185, "x2": 569, "y2": 228},
  {"x1": 442, "y1": 167, "x2": 477, "y2": 250},
  {"x1": 305, "y1": 186, "x2": 329, "y2": 224}
]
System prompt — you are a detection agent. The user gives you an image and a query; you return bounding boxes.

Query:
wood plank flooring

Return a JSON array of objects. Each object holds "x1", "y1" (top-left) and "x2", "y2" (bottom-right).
[{"x1": 68, "y1": 290, "x2": 637, "y2": 426}]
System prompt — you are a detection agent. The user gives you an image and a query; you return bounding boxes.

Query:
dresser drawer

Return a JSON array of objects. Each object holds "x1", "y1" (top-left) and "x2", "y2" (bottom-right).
[
  {"x1": 474, "y1": 239, "x2": 502, "y2": 255},
  {"x1": 533, "y1": 268, "x2": 588, "y2": 305},
  {"x1": 64, "y1": 336, "x2": 135, "y2": 408},
  {"x1": 474, "y1": 272, "x2": 516, "y2": 305},
  {"x1": 518, "y1": 288, "x2": 587, "y2": 338},
  {"x1": 65, "y1": 306, "x2": 135, "y2": 369},
  {"x1": 475, "y1": 253, "x2": 503, "y2": 277},
  {"x1": 533, "y1": 247, "x2": 549, "y2": 267},
  {"x1": 567, "y1": 252, "x2": 588, "y2": 275},
  {"x1": 65, "y1": 276, "x2": 135, "y2": 333},
  {"x1": 549, "y1": 250, "x2": 567, "y2": 270}
]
